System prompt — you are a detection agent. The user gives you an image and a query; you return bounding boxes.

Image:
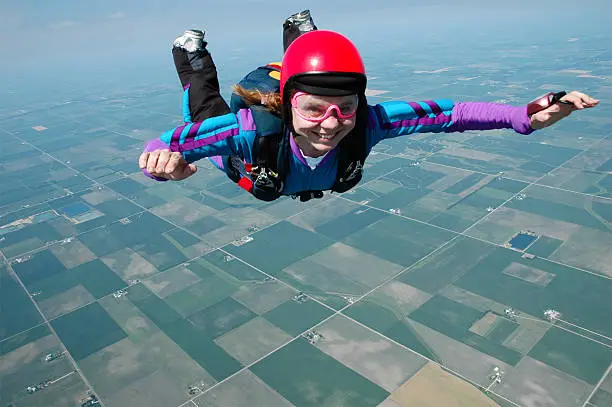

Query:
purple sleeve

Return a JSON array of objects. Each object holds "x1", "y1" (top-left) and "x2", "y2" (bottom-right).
[
  {"x1": 449, "y1": 102, "x2": 535, "y2": 135},
  {"x1": 141, "y1": 138, "x2": 171, "y2": 182}
]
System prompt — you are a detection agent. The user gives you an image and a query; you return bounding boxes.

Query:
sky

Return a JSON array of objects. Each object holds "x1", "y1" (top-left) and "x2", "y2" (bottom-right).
[{"x1": 0, "y1": 0, "x2": 610, "y2": 105}]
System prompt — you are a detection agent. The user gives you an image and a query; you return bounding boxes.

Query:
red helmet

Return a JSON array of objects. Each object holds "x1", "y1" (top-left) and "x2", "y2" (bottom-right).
[{"x1": 280, "y1": 30, "x2": 367, "y2": 99}]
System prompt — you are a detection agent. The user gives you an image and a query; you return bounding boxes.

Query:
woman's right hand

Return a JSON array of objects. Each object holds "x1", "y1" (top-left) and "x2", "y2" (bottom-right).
[{"x1": 139, "y1": 149, "x2": 198, "y2": 180}]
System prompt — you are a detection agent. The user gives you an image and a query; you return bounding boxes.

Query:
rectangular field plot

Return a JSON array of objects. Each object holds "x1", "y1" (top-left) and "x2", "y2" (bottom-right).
[
  {"x1": 11, "y1": 247, "x2": 69, "y2": 287},
  {"x1": 346, "y1": 163, "x2": 524, "y2": 233},
  {"x1": 501, "y1": 262, "x2": 555, "y2": 287},
  {"x1": 397, "y1": 236, "x2": 496, "y2": 294},
  {"x1": 78, "y1": 328, "x2": 217, "y2": 407},
  {"x1": 125, "y1": 283, "x2": 242, "y2": 381},
  {"x1": 344, "y1": 294, "x2": 519, "y2": 392},
  {"x1": 224, "y1": 221, "x2": 335, "y2": 276},
  {"x1": 408, "y1": 296, "x2": 521, "y2": 365},
  {"x1": 1, "y1": 265, "x2": 44, "y2": 341},
  {"x1": 386, "y1": 362, "x2": 500, "y2": 407},
  {"x1": 280, "y1": 242, "x2": 404, "y2": 308},
  {"x1": 467, "y1": 185, "x2": 612, "y2": 277},
  {"x1": 250, "y1": 337, "x2": 389, "y2": 407},
  {"x1": 548, "y1": 227, "x2": 612, "y2": 278},
  {"x1": 51, "y1": 302, "x2": 127, "y2": 361},
  {"x1": 262, "y1": 296, "x2": 334, "y2": 337},
  {"x1": 526, "y1": 235, "x2": 564, "y2": 257},
  {"x1": 28, "y1": 258, "x2": 127, "y2": 319},
  {"x1": 314, "y1": 315, "x2": 427, "y2": 392},
  {"x1": 494, "y1": 356, "x2": 595, "y2": 407},
  {"x1": 538, "y1": 141, "x2": 612, "y2": 196},
  {"x1": 340, "y1": 214, "x2": 453, "y2": 268},
  {"x1": 425, "y1": 153, "x2": 510, "y2": 178},
  {"x1": 0, "y1": 328, "x2": 89, "y2": 407},
  {"x1": 528, "y1": 327, "x2": 612, "y2": 385},
  {"x1": 142, "y1": 263, "x2": 203, "y2": 298},
  {"x1": 80, "y1": 210, "x2": 175, "y2": 258},
  {"x1": 163, "y1": 273, "x2": 238, "y2": 317},
  {"x1": 196, "y1": 249, "x2": 268, "y2": 283},
  {"x1": 456, "y1": 134, "x2": 582, "y2": 179},
  {"x1": 343, "y1": 282, "x2": 440, "y2": 360},
  {"x1": 506, "y1": 186, "x2": 611, "y2": 232},
  {"x1": 438, "y1": 285, "x2": 550, "y2": 355},
  {"x1": 469, "y1": 312, "x2": 519, "y2": 344},
  {"x1": 194, "y1": 370, "x2": 295, "y2": 407},
  {"x1": 453, "y1": 245, "x2": 612, "y2": 339},
  {"x1": 215, "y1": 316, "x2": 292, "y2": 366}
]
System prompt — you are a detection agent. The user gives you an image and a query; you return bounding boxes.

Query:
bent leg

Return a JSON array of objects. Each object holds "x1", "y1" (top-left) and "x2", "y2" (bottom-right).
[{"x1": 172, "y1": 40, "x2": 230, "y2": 122}]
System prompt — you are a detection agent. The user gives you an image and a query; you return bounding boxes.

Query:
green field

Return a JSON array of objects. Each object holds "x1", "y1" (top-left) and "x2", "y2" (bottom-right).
[
  {"x1": 528, "y1": 327, "x2": 612, "y2": 384},
  {"x1": 526, "y1": 235, "x2": 564, "y2": 257},
  {"x1": 225, "y1": 221, "x2": 334, "y2": 276},
  {"x1": 126, "y1": 283, "x2": 242, "y2": 381},
  {"x1": 164, "y1": 227, "x2": 202, "y2": 247},
  {"x1": 315, "y1": 206, "x2": 390, "y2": 241},
  {"x1": 263, "y1": 298, "x2": 333, "y2": 337},
  {"x1": 188, "y1": 297, "x2": 255, "y2": 338},
  {"x1": 367, "y1": 186, "x2": 432, "y2": 211},
  {"x1": 0, "y1": 221, "x2": 63, "y2": 258},
  {"x1": 444, "y1": 173, "x2": 488, "y2": 194},
  {"x1": 464, "y1": 136, "x2": 580, "y2": 168},
  {"x1": 30, "y1": 259, "x2": 126, "y2": 302},
  {"x1": 1, "y1": 266, "x2": 44, "y2": 341},
  {"x1": 341, "y1": 215, "x2": 453, "y2": 268},
  {"x1": 343, "y1": 299, "x2": 438, "y2": 362},
  {"x1": 52, "y1": 302, "x2": 127, "y2": 360},
  {"x1": 507, "y1": 196, "x2": 609, "y2": 232},
  {"x1": 251, "y1": 337, "x2": 389, "y2": 407},
  {"x1": 164, "y1": 274, "x2": 237, "y2": 316},
  {"x1": 409, "y1": 296, "x2": 521, "y2": 365},
  {"x1": 11, "y1": 249, "x2": 68, "y2": 287},
  {"x1": 399, "y1": 237, "x2": 495, "y2": 293},
  {"x1": 198, "y1": 250, "x2": 266, "y2": 282},
  {"x1": 455, "y1": 246, "x2": 612, "y2": 338},
  {"x1": 427, "y1": 203, "x2": 487, "y2": 232},
  {"x1": 428, "y1": 154, "x2": 508, "y2": 175},
  {"x1": 0, "y1": 324, "x2": 50, "y2": 356}
]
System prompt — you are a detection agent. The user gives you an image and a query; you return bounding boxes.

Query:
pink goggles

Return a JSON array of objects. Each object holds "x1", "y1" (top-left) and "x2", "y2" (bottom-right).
[{"x1": 290, "y1": 92, "x2": 359, "y2": 122}]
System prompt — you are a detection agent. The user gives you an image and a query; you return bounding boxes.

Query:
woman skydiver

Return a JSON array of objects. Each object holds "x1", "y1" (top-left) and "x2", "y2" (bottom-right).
[{"x1": 139, "y1": 18, "x2": 599, "y2": 202}]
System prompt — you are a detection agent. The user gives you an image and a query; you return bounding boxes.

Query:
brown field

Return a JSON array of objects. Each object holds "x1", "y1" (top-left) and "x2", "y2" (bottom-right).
[{"x1": 389, "y1": 362, "x2": 499, "y2": 407}]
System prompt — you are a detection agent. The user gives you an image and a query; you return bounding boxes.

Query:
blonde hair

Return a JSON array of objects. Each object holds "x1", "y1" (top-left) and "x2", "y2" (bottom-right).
[{"x1": 231, "y1": 84, "x2": 283, "y2": 115}]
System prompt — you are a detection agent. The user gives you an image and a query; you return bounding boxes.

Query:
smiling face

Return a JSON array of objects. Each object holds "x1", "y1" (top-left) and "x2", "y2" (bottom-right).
[{"x1": 290, "y1": 93, "x2": 358, "y2": 157}]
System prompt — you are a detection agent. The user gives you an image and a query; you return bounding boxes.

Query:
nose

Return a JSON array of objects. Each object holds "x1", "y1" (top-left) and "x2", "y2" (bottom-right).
[{"x1": 319, "y1": 110, "x2": 341, "y2": 129}]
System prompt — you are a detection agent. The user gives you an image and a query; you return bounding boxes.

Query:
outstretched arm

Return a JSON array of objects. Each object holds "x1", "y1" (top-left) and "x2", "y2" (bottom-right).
[
  {"x1": 138, "y1": 110, "x2": 257, "y2": 181},
  {"x1": 367, "y1": 90, "x2": 599, "y2": 147}
]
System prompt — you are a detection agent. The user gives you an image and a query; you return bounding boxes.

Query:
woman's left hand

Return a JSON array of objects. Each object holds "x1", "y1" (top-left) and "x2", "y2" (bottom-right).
[{"x1": 530, "y1": 91, "x2": 600, "y2": 130}]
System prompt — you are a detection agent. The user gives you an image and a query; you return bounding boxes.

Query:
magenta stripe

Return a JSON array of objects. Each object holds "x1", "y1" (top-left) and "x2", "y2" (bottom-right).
[
  {"x1": 407, "y1": 101, "x2": 427, "y2": 117},
  {"x1": 424, "y1": 100, "x2": 442, "y2": 115},
  {"x1": 183, "y1": 83, "x2": 191, "y2": 91},
  {"x1": 179, "y1": 127, "x2": 240, "y2": 151},
  {"x1": 384, "y1": 114, "x2": 452, "y2": 130},
  {"x1": 185, "y1": 122, "x2": 202, "y2": 142},
  {"x1": 170, "y1": 124, "x2": 187, "y2": 150}
]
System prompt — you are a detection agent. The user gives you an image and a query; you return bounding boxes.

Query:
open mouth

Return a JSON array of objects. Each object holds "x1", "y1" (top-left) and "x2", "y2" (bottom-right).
[{"x1": 315, "y1": 132, "x2": 337, "y2": 141}]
